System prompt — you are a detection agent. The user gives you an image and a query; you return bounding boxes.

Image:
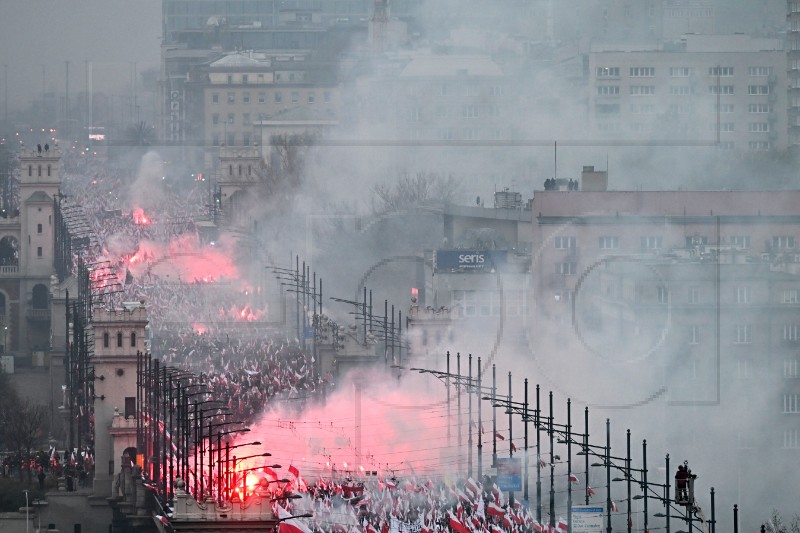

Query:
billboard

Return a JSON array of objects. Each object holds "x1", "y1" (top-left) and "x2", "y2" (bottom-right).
[
  {"x1": 570, "y1": 505, "x2": 604, "y2": 533},
  {"x1": 434, "y1": 250, "x2": 508, "y2": 273},
  {"x1": 495, "y1": 457, "x2": 522, "y2": 492}
]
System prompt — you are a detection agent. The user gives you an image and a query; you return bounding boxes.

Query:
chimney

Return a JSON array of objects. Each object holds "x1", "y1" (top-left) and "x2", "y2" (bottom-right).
[{"x1": 581, "y1": 165, "x2": 608, "y2": 192}]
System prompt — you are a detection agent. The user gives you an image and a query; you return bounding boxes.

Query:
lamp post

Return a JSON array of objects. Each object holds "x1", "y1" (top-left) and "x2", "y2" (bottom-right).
[{"x1": 22, "y1": 489, "x2": 29, "y2": 533}]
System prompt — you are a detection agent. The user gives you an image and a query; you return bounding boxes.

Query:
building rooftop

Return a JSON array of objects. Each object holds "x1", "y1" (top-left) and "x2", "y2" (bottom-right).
[{"x1": 400, "y1": 54, "x2": 503, "y2": 78}]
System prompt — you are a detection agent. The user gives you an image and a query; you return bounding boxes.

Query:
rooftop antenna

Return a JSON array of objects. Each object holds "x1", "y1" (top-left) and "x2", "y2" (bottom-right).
[{"x1": 554, "y1": 140, "x2": 557, "y2": 182}]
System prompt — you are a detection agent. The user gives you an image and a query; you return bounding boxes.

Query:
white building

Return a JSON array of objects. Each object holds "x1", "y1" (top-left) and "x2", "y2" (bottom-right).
[{"x1": 589, "y1": 34, "x2": 787, "y2": 151}]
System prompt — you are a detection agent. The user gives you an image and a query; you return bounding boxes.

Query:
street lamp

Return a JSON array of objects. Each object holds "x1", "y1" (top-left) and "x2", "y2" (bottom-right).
[{"x1": 22, "y1": 490, "x2": 29, "y2": 533}]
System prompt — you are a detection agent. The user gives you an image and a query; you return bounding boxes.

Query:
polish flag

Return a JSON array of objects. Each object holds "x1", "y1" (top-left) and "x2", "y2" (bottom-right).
[
  {"x1": 289, "y1": 464, "x2": 300, "y2": 478},
  {"x1": 557, "y1": 518, "x2": 568, "y2": 532},
  {"x1": 465, "y1": 477, "x2": 480, "y2": 497},
  {"x1": 495, "y1": 432, "x2": 506, "y2": 441},
  {"x1": 611, "y1": 501, "x2": 619, "y2": 513},
  {"x1": 532, "y1": 521, "x2": 544, "y2": 533},
  {"x1": 277, "y1": 505, "x2": 312, "y2": 533},
  {"x1": 568, "y1": 474, "x2": 579, "y2": 484},
  {"x1": 511, "y1": 442, "x2": 517, "y2": 452},
  {"x1": 587, "y1": 487, "x2": 596, "y2": 497},
  {"x1": 487, "y1": 502, "x2": 506, "y2": 518},
  {"x1": 449, "y1": 511, "x2": 470, "y2": 533}
]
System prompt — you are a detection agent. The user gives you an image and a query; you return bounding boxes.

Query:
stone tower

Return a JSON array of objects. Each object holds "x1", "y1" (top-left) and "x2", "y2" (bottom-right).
[{"x1": 91, "y1": 304, "x2": 148, "y2": 497}]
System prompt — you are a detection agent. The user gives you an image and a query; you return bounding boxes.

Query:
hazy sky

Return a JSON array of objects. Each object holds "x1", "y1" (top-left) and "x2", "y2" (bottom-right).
[{"x1": 0, "y1": 0, "x2": 161, "y2": 112}]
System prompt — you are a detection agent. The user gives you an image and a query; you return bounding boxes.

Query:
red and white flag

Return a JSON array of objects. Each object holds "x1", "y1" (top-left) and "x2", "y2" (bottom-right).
[
  {"x1": 487, "y1": 502, "x2": 505, "y2": 518},
  {"x1": 448, "y1": 511, "x2": 470, "y2": 533},
  {"x1": 587, "y1": 487, "x2": 596, "y2": 497},
  {"x1": 288, "y1": 464, "x2": 300, "y2": 478},
  {"x1": 276, "y1": 506, "x2": 312, "y2": 533},
  {"x1": 532, "y1": 520, "x2": 544, "y2": 533},
  {"x1": 495, "y1": 432, "x2": 506, "y2": 441},
  {"x1": 568, "y1": 474, "x2": 579, "y2": 484},
  {"x1": 556, "y1": 518, "x2": 568, "y2": 532},
  {"x1": 611, "y1": 501, "x2": 619, "y2": 513}
]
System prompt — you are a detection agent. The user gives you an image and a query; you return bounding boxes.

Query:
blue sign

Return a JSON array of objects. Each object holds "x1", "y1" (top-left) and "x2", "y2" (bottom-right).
[
  {"x1": 495, "y1": 457, "x2": 522, "y2": 492},
  {"x1": 571, "y1": 505, "x2": 604, "y2": 533},
  {"x1": 304, "y1": 326, "x2": 315, "y2": 339},
  {"x1": 435, "y1": 250, "x2": 508, "y2": 272}
]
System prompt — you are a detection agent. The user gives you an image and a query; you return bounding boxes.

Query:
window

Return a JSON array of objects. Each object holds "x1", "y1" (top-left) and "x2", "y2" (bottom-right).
[
  {"x1": 227, "y1": 133, "x2": 235, "y2": 146},
  {"x1": 227, "y1": 92, "x2": 235, "y2": 103},
  {"x1": 748, "y1": 122, "x2": 769, "y2": 133},
  {"x1": 709, "y1": 85, "x2": 734, "y2": 95},
  {"x1": 714, "y1": 122, "x2": 735, "y2": 132},
  {"x1": 734, "y1": 324, "x2": 752, "y2": 344},
  {"x1": 748, "y1": 67, "x2": 772, "y2": 77},
  {"x1": 735, "y1": 286, "x2": 751, "y2": 304},
  {"x1": 749, "y1": 85, "x2": 770, "y2": 95},
  {"x1": 630, "y1": 85, "x2": 655, "y2": 96},
  {"x1": 212, "y1": 113, "x2": 219, "y2": 125},
  {"x1": 670, "y1": 85, "x2": 691, "y2": 96},
  {"x1": 749, "y1": 141, "x2": 770, "y2": 151},
  {"x1": 773, "y1": 236, "x2": 795, "y2": 249},
  {"x1": 596, "y1": 67, "x2": 619, "y2": 78},
  {"x1": 258, "y1": 92, "x2": 266, "y2": 104},
  {"x1": 212, "y1": 133, "x2": 220, "y2": 146},
  {"x1": 243, "y1": 113, "x2": 250, "y2": 126},
  {"x1": 669, "y1": 67, "x2": 693, "y2": 77},
  {"x1": 291, "y1": 91, "x2": 299, "y2": 103},
  {"x1": 736, "y1": 359, "x2": 751, "y2": 379},
  {"x1": 689, "y1": 325, "x2": 700, "y2": 345},
  {"x1": 212, "y1": 93, "x2": 219, "y2": 104},
  {"x1": 729, "y1": 235, "x2": 750, "y2": 249},
  {"x1": 243, "y1": 92, "x2": 251, "y2": 104},
  {"x1": 462, "y1": 105, "x2": 478, "y2": 118},
  {"x1": 784, "y1": 394, "x2": 800, "y2": 413},
  {"x1": 227, "y1": 113, "x2": 234, "y2": 125},
  {"x1": 783, "y1": 429, "x2": 800, "y2": 449},
  {"x1": 554, "y1": 236, "x2": 576, "y2": 249},
  {"x1": 103, "y1": 332, "x2": 109, "y2": 348},
  {"x1": 718, "y1": 141, "x2": 735, "y2": 150},
  {"x1": 308, "y1": 92, "x2": 315, "y2": 104},
  {"x1": 657, "y1": 286, "x2": 669, "y2": 304},
  {"x1": 686, "y1": 235, "x2": 707, "y2": 247},
  {"x1": 324, "y1": 91, "x2": 331, "y2": 103},
  {"x1": 227, "y1": 74, "x2": 233, "y2": 84},
  {"x1": 640, "y1": 236, "x2": 662, "y2": 250},
  {"x1": 37, "y1": 223, "x2": 42, "y2": 234},
  {"x1": 784, "y1": 289, "x2": 798, "y2": 304},
  {"x1": 708, "y1": 66, "x2": 734, "y2": 77},
  {"x1": 749, "y1": 103, "x2": 771, "y2": 113},
  {"x1": 242, "y1": 133, "x2": 251, "y2": 146},
  {"x1": 630, "y1": 67, "x2": 655, "y2": 77},
  {"x1": 596, "y1": 86, "x2": 620, "y2": 96},
  {"x1": 117, "y1": 332, "x2": 123, "y2": 347},
  {"x1": 596, "y1": 103, "x2": 620, "y2": 114},
  {"x1": 125, "y1": 397, "x2": 136, "y2": 419},
  {"x1": 784, "y1": 324, "x2": 800, "y2": 342},
  {"x1": 275, "y1": 92, "x2": 282, "y2": 103},
  {"x1": 131, "y1": 332, "x2": 137, "y2": 347},
  {"x1": 556, "y1": 262, "x2": 576, "y2": 276},
  {"x1": 714, "y1": 103, "x2": 735, "y2": 113},
  {"x1": 599, "y1": 236, "x2": 619, "y2": 249},
  {"x1": 36, "y1": 246, "x2": 42, "y2": 257},
  {"x1": 785, "y1": 359, "x2": 799, "y2": 378},
  {"x1": 242, "y1": 74, "x2": 249, "y2": 84},
  {"x1": 688, "y1": 287, "x2": 699, "y2": 304}
]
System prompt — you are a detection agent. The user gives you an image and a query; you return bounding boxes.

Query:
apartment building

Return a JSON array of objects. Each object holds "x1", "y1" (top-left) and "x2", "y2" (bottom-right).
[
  {"x1": 589, "y1": 34, "x2": 787, "y2": 151},
  {"x1": 184, "y1": 50, "x2": 341, "y2": 150}
]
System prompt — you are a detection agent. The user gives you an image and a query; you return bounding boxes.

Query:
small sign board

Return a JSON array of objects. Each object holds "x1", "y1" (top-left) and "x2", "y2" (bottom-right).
[
  {"x1": 495, "y1": 457, "x2": 522, "y2": 492},
  {"x1": 571, "y1": 505, "x2": 604, "y2": 533}
]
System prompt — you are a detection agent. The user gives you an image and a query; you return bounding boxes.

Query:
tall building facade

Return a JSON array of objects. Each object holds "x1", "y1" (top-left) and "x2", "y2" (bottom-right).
[
  {"x1": 529, "y1": 189, "x2": 800, "y2": 512},
  {"x1": 589, "y1": 34, "x2": 787, "y2": 150},
  {"x1": 789, "y1": 0, "x2": 800, "y2": 151}
]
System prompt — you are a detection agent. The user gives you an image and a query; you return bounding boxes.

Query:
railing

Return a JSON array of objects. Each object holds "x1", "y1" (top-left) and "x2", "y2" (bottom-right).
[
  {"x1": 26, "y1": 308, "x2": 51, "y2": 321},
  {"x1": 0, "y1": 265, "x2": 18, "y2": 275}
]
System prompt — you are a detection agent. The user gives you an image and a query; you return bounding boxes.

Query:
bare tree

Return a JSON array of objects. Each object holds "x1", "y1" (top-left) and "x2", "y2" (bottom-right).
[
  {"x1": 764, "y1": 510, "x2": 800, "y2": 533},
  {"x1": 370, "y1": 171, "x2": 460, "y2": 215},
  {"x1": 0, "y1": 397, "x2": 48, "y2": 480}
]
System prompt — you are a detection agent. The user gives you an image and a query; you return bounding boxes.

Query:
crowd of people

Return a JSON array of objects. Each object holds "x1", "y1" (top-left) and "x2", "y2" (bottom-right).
[{"x1": 275, "y1": 474, "x2": 566, "y2": 533}]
